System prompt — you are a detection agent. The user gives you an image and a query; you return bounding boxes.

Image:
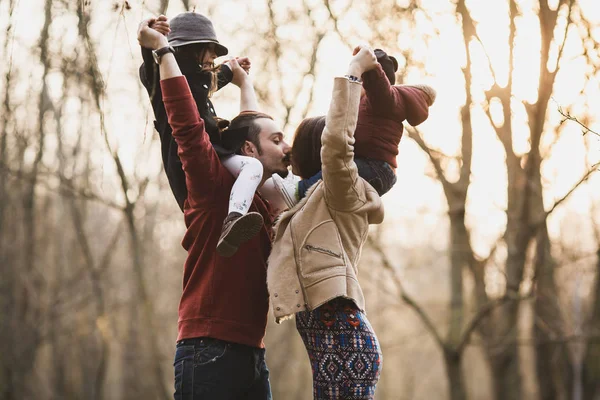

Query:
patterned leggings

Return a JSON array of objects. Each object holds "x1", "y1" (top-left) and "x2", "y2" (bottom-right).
[{"x1": 295, "y1": 298, "x2": 383, "y2": 400}]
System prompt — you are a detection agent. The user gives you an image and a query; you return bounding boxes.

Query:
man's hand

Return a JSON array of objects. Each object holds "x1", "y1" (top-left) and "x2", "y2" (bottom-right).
[
  {"x1": 137, "y1": 16, "x2": 170, "y2": 50},
  {"x1": 228, "y1": 58, "x2": 252, "y2": 88},
  {"x1": 348, "y1": 44, "x2": 377, "y2": 77}
]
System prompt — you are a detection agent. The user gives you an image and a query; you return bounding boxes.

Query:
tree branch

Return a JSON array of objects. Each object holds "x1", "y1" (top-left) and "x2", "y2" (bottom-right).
[
  {"x1": 557, "y1": 105, "x2": 600, "y2": 138},
  {"x1": 456, "y1": 291, "x2": 532, "y2": 353},
  {"x1": 367, "y1": 236, "x2": 446, "y2": 349},
  {"x1": 406, "y1": 126, "x2": 452, "y2": 192},
  {"x1": 542, "y1": 161, "x2": 600, "y2": 220}
]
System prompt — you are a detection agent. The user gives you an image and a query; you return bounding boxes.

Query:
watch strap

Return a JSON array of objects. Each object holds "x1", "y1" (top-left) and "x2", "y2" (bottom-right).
[
  {"x1": 153, "y1": 46, "x2": 175, "y2": 64},
  {"x1": 344, "y1": 74, "x2": 363, "y2": 84}
]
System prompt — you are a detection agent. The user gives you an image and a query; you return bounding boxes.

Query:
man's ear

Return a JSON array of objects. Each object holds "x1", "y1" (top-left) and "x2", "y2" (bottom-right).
[{"x1": 240, "y1": 140, "x2": 258, "y2": 157}]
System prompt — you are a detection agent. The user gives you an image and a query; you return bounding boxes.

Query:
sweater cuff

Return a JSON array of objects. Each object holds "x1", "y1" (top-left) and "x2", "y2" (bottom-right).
[
  {"x1": 160, "y1": 76, "x2": 192, "y2": 99},
  {"x1": 409, "y1": 84, "x2": 437, "y2": 106},
  {"x1": 219, "y1": 64, "x2": 233, "y2": 82}
]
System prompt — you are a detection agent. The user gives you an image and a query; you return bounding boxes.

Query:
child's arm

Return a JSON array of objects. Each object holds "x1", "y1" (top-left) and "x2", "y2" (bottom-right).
[
  {"x1": 361, "y1": 64, "x2": 396, "y2": 113},
  {"x1": 216, "y1": 64, "x2": 233, "y2": 91},
  {"x1": 399, "y1": 84, "x2": 436, "y2": 126},
  {"x1": 217, "y1": 57, "x2": 251, "y2": 92},
  {"x1": 139, "y1": 16, "x2": 170, "y2": 96},
  {"x1": 361, "y1": 65, "x2": 435, "y2": 126},
  {"x1": 139, "y1": 47, "x2": 157, "y2": 93}
]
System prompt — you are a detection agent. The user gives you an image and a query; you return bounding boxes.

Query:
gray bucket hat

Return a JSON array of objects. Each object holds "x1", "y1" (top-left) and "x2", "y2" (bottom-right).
[{"x1": 167, "y1": 12, "x2": 228, "y2": 57}]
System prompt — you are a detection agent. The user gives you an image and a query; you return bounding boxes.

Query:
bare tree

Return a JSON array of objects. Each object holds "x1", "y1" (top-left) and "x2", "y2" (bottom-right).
[
  {"x1": 74, "y1": 2, "x2": 170, "y2": 399},
  {"x1": 582, "y1": 187, "x2": 600, "y2": 399}
]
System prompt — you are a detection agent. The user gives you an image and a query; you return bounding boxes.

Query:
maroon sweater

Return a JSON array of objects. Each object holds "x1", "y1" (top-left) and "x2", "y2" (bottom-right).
[
  {"x1": 161, "y1": 76, "x2": 273, "y2": 348},
  {"x1": 356, "y1": 65, "x2": 432, "y2": 168}
]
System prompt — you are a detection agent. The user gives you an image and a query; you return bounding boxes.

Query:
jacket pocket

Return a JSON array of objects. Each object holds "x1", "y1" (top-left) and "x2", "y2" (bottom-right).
[{"x1": 299, "y1": 220, "x2": 345, "y2": 282}]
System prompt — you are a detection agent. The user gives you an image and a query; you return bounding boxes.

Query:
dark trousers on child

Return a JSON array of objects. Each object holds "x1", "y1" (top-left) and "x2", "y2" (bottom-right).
[{"x1": 298, "y1": 158, "x2": 396, "y2": 198}]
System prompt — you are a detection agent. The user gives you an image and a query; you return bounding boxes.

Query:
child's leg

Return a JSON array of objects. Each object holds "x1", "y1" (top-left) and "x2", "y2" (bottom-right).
[
  {"x1": 217, "y1": 155, "x2": 265, "y2": 257},
  {"x1": 221, "y1": 155, "x2": 264, "y2": 215},
  {"x1": 259, "y1": 177, "x2": 288, "y2": 216},
  {"x1": 354, "y1": 158, "x2": 397, "y2": 196}
]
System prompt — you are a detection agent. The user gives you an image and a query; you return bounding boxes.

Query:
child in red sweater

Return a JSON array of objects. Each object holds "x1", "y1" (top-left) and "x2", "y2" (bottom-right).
[{"x1": 273, "y1": 49, "x2": 436, "y2": 207}]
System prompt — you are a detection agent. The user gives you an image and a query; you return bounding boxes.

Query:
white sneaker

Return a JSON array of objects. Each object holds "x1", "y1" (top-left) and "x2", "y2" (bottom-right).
[{"x1": 271, "y1": 173, "x2": 301, "y2": 209}]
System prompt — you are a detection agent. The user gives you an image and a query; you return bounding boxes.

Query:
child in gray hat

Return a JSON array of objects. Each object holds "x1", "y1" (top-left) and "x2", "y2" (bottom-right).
[
  {"x1": 140, "y1": 13, "x2": 285, "y2": 257},
  {"x1": 272, "y1": 48, "x2": 436, "y2": 207}
]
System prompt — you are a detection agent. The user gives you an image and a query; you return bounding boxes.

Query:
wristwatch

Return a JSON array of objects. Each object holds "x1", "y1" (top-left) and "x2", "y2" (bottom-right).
[
  {"x1": 152, "y1": 46, "x2": 175, "y2": 64},
  {"x1": 344, "y1": 74, "x2": 362, "y2": 83}
]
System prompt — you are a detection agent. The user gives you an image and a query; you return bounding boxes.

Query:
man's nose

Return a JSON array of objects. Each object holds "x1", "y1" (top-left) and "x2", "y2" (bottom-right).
[{"x1": 282, "y1": 141, "x2": 291, "y2": 153}]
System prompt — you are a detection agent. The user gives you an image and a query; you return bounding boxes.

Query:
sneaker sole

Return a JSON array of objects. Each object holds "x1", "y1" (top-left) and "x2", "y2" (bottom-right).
[{"x1": 216, "y1": 212, "x2": 264, "y2": 257}]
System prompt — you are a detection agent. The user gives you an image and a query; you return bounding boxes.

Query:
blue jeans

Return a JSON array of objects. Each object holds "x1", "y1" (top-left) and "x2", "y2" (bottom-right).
[
  {"x1": 298, "y1": 158, "x2": 397, "y2": 198},
  {"x1": 174, "y1": 338, "x2": 272, "y2": 400}
]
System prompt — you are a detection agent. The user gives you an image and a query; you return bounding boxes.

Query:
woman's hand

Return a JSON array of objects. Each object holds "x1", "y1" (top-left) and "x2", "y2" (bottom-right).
[
  {"x1": 347, "y1": 44, "x2": 377, "y2": 77},
  {"x1": 137, "y1": 16, "x2": 170, "y2": 50}
]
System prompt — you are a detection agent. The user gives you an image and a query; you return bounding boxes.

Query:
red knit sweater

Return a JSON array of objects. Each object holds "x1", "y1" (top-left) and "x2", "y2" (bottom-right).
[
  {"x1": 355, "y1": 65, "x2": 432, "y2": 168},
  {"x1": 161, "y1": 76, "x2": 273, "y2": 348}
]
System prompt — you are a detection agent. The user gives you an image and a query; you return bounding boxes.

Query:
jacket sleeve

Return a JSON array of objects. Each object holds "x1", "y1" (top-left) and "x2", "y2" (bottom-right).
[
  {"x1": 161, "y1": 76, "x2": 226, "y2": 198},
  {"x1": 361, "y1": 65, "x2": 396, "y2": 114},
  {"x1": 362, "y1": 65, "x2": 434, "y2": 126},
  {"x1": 139, "y1": 47, "x2": 158, "y2": 97},
  {"x1": 216, "y1": 64, "x2": 233, "y2": 91},
  {"x1": 395, "y1": 84, "x2": 435, "y2": 126},
  {"x1": 320, "y1": 77, "x2": 365, "y2": 212}
]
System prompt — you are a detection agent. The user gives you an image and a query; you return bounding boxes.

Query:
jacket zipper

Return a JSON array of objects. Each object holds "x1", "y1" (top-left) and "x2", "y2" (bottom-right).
[{"x1": 304, "y1": 244, "x2": 342, "y2": 259}]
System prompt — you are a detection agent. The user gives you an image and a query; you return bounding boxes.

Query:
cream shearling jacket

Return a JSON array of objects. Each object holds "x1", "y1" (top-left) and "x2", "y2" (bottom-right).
[{"x1": 267, "y1": 77, "x2": 385, "y2": 323}]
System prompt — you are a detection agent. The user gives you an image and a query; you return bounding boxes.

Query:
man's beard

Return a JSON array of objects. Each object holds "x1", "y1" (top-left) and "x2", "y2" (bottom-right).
[
  {"x1": 274, "y1": 168, "x2": 289, "y2": 178},
  {"x1": 275, "y1": 155, "x2": 291, "y2": 178}
]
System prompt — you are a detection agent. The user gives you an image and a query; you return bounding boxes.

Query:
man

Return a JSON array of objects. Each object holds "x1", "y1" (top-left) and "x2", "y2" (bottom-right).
[{"x1": 138, "y1": 16, "x2": 291, "y2": 400}]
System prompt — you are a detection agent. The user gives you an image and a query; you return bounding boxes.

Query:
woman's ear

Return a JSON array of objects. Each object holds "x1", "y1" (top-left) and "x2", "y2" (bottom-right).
[{"x1": 240, "y1": 140, "x2": 258, "y2": 157}]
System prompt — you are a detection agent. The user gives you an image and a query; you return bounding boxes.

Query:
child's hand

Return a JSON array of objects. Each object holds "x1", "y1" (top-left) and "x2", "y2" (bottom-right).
[
  {"x1": 137, "y1": 17, "x2": 169, "y2": 50},
  {"x1": 149, "y1": 15, "x2": 170, "y2": 37},
  {"x1": 228, "y1": 58, "x2": 251, "y2": 87}
]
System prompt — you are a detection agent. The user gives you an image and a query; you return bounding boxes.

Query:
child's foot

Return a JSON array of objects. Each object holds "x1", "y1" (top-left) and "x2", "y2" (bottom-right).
[
  {"x1": 217, "y1": 211, "x2": 264, "y2": 257},
  {"x1": 271, "y1": 173, "x2": 300, "y2": 209}
]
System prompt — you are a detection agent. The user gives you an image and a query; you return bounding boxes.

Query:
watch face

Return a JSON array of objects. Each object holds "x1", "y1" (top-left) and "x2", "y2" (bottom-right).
[{"x1": 152, "y1": 50, "x2": 160, "y2": 64}]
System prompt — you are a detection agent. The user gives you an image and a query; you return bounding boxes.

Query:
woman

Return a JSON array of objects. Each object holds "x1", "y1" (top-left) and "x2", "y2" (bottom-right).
[{"x1": 267, "y1": 45, "x2": 385, "y2": 400}]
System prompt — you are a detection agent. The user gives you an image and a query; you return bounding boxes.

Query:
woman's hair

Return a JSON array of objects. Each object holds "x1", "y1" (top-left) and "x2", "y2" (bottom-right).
[
  {"x1": 174, "y1": 43, "x2": 219, "y2": 96},
  {"x1": 291, "y1": 116, "x2": 326, "y2": 179}
]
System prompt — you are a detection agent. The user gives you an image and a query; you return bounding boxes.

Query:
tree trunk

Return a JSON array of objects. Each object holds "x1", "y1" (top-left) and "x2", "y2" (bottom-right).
[
  {"x1": 582, "y1": 250, "x2": 600, "y2": 400},
  {"x1": 488, "y1": 310, "x2": 522, "y2": 400},
  {"x1": 444, "y1": 348, "x2": 467, "y2": 400},
  {"x1": 534, "y1": 225, "x2": 574, "y2": 400}
]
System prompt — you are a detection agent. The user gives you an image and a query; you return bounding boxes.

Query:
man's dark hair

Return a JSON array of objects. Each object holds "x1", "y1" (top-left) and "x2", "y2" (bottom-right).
[
  {"x1": 291, "y1": 116, "x2": 326, "y2": 179},
  {"x1": 230, "y1": 111, "x2": 274, "y2": 155}
]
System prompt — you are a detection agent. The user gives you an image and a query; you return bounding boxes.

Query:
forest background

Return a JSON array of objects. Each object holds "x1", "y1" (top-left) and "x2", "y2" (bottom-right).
[{"x1": 1, "y1": 0, "x2": 600, "y2": 399}]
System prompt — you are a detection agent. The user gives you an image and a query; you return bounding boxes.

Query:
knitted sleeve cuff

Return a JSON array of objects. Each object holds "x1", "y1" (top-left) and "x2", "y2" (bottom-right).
[{"x1": 403, "y1": 84, "x2": 437, "y2": 106}]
